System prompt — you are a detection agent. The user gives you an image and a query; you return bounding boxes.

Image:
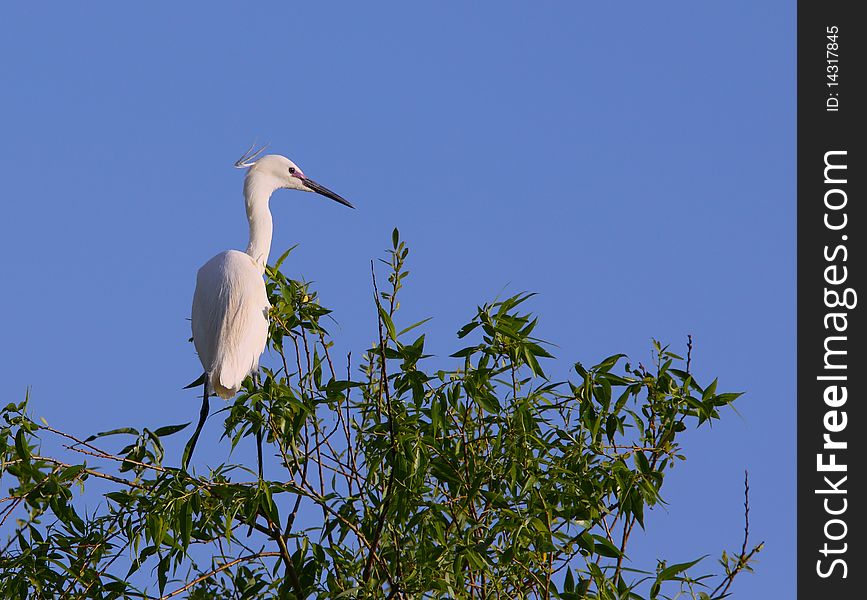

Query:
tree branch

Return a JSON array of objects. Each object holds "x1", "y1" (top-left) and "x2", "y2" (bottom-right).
[
  {"x1": 158, "y1": 552, "x2": 281, "y2": 599},
  {"x1": 710, "y1": 471, "x2": 763, "y2": 599}
]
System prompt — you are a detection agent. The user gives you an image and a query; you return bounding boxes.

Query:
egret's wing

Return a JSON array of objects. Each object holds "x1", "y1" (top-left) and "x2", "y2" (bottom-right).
[
  {"x1": 191, "y1": 252, "x2": 228, "y2": 374},
  {"x1": 191, "y1": 250, "x2": 269, "y2": 398}
]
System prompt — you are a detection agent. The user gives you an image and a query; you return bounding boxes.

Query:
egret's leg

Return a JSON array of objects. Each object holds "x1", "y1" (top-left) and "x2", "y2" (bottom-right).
[
  {"x1": 182, "y1": 381, "x2": 210, "y2": 470},
  {"x1": 256, "y1": 429, "x2": 264, "y2": 480},
  {"x1": 246, "y1": 373, "x2": 265, "y2": 538},
  {"x1": 253, "y1": 372, "x2": 264, "y2": 480}
]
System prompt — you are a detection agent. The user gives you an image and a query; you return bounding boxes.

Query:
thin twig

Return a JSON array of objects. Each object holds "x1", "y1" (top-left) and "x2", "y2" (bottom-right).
[
  {"x1": 62, "y1": 444, "x2": 166, "y2": 474},
  {"x1": 710, "y1": 471, "x2": 763, "y2": 599},
  {"x1": 362, "y1": 261, "x2": 401, "y2": 586},
  {"x1": 686, "y1": 334, "x2": 693, "y2": 375},
  {"x1": 158, "y1": 552, "x2": 281, "y2": 599},
  {"x1": 31, "y1": 456, "x2": 148, "y2": 491}
]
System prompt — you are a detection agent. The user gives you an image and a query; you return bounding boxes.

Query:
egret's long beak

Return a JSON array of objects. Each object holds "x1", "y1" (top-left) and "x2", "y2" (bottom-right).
[{"x1": 301, "y1": 178, "x2": 354, "y2": 208}]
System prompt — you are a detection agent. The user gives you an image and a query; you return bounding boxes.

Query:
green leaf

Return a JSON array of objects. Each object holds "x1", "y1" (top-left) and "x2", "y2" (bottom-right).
[
  {"x1": 450, "y1": 346, "x2": 478, "y2": 358},
  {"x1": 593, "y1": 353, "x2": 627, "y2": 373},
  {"x1": 272, "y1": 244, "x2": 298, "y2": 271},
  {"x1": 523, "y1": 346, "x2": 546, "y2": 378},
  {"x1": 153, "y1": 423, "x2": 190, "y2": 437},
  {"x1": 530, "y1": 517, "x2": 549, "y2": 533},
  {"x1": 398, "y1": 317, "x2": 433, "y2": 337},
  {"x1": 84, "y1": 427, "x2": 139, "y2": 443},
  {"x1": 605, "y1": 414, "x2": 618, "y2": 442},
  {"x1": 702, "y1": 378, "x2": 719, "y2": 401},
  {"x1": 657, "y1": 556, "x2": 706, "y2": 581},
  {"x1": 378, "y1": 305, "x2": 397, "y2": 341},
  {"x1": 564, "y1": 566, "x2": 575, "y2": 592},
  {"x1": 592, "y1": 535, "x2": 622, "y2": 558},
  {"x1": 457, "y1": 320, "x2": 480, "y2": 339},
  {"x1": 635, "y1": 450, "x2": 651, "y2": 474},
  {"x1": 576, "y1": 532, "x2": 595, "y2": 554},
  {"x1": 525, "y1": 341, "x2": 554, "y2": 359},
  {"x1": 157, "y1": 554, "x2": 169, "y2": 595},
  {"x1": 713, "y1": 392, "x2": 744, "y2": 406},
  {"x1": 60, "y1": 465, "x2": 85, "y2": 481},
  {"x1": 180, "y1": 501, "x2": 193, "y2": 549},
  {"x1": 14, "y1": 429, "x2": 30, "y2": 459}
]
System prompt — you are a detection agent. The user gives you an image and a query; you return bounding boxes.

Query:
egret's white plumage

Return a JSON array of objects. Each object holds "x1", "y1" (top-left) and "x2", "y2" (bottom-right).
[
  {"x1": 192, "y1": 250, "x2": 270, "y2": 398},
  {"x1": 183, "y1": 148, "x2": 353, "y2": 469}
]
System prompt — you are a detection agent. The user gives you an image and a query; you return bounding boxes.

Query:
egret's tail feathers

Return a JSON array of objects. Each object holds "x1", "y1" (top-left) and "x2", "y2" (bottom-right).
[
  {"x1": 211, "y1": 380, "x2": 238, "y2": 400},
  {"x1": 186, "y1": 370, "x2": 237, "y2": 399},
  {"x1": 208, "y1": 369, "x2": 240, "y2": 399},
  {"x1": 210, "y1": 351, "x2": 254, "y2": 399}
]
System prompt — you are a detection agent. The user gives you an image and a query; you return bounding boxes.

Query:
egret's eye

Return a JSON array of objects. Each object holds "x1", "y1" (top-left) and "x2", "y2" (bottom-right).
[{"x1": 288, "y1": 167, "x2": 296, "y2": 174}]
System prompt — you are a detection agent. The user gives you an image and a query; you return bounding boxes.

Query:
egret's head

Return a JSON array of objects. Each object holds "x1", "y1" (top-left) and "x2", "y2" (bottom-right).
[{"x1": 239, "y1": 149, "x2": 353, "y2": 208}]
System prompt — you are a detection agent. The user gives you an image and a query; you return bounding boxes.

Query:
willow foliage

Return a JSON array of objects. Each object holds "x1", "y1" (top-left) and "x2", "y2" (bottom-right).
[{"x1": 0, "y1": 231, "x2": 760, "y2": 599}]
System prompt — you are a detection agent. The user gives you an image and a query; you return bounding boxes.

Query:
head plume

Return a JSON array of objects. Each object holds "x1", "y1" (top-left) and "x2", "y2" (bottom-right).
[{"x1": 233, "y1": 142, "x2": 270, "y2": 169}]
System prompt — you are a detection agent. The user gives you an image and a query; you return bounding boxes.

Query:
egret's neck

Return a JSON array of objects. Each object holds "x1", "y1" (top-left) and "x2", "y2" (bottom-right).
[{"x1": 243, "y1": 175, "x2": 277, "y2": 273}]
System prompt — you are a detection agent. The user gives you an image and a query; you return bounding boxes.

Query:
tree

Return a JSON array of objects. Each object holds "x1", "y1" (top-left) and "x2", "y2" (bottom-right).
[{"x1": 0, "y1": 231, "x2": 761, "y2": 599}]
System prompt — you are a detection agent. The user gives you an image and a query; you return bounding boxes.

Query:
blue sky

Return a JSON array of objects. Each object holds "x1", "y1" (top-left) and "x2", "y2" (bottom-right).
[{"x1": 0, "y1": 2, "x2": 794, "y2": 596}]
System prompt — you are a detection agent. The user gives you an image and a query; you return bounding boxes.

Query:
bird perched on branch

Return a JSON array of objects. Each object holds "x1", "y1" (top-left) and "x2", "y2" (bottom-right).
[{"x1": 183, "y1": 144, "x2": 354, "y2": 472}]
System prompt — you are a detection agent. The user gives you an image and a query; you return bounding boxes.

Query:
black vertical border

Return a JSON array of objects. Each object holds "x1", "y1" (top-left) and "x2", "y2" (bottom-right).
[{"x1": 797, "y1": 1, "x2": 864, "y2": 596}]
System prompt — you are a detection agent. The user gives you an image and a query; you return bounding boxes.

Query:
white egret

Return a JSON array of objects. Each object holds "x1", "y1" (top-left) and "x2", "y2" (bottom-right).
[{"x1": 183, "y1": 144, "x2": 353, "y2": 471}]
